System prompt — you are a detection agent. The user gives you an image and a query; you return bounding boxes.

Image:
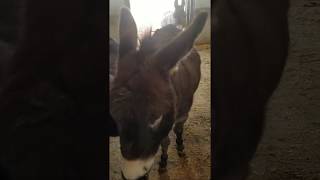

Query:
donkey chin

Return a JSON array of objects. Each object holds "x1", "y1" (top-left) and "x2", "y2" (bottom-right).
[{"x1": 121, "y1": 156, "x2": 155, "y2": 180}]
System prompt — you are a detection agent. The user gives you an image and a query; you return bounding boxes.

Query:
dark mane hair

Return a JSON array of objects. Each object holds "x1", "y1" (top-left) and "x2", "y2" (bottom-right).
[
  {"x1": 138, "y1": 25, "x2": 182, "y2": 58},
  {"x1": 137, "y1": 27, "x2": 155, "y2": 54}
]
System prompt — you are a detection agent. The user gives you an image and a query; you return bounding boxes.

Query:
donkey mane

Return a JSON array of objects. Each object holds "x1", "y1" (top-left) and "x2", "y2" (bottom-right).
[
  {"x1": 138, "y1": 25, "x2": 182, "y2": 57},
  {"x1": 138, "y1": 29, "x2": 156, "y2": 55}
]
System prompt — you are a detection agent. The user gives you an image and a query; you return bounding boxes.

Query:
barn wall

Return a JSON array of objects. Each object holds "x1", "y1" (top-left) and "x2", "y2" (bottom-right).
[{"x1": 194, "y1": 0, "x2": 211, "y2": 45}]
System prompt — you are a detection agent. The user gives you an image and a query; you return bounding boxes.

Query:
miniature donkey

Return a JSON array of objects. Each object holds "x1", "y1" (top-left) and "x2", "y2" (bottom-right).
[
  {"x1": 110, "y1": 8, "x2": 207, "y2": 180},
  {"x1": 161, "y1": 0, "x2": 187, "y2": 29}
]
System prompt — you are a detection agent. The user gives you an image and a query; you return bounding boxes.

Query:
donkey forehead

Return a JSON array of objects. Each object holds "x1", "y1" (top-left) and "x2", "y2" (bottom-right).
[
  {"x1": 112, "y1": 86, "x2": 170, "y2": 110},
  {"x1": 110, "y1": 86, "x2": 171, "y2": 121},
  {"x1": 117, "y1": 51, "x2": 156, "y2": 75}
]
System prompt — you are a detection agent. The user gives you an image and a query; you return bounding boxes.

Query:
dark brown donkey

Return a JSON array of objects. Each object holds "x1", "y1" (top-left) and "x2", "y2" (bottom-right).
[{"x1": 110, "y1": 8, "x2": 207, "y2": 180}]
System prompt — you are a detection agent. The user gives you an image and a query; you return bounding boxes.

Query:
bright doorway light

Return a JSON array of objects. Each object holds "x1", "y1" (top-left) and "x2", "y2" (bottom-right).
[{"x1": 130, "y1": 0, "x2": 177, "y2": 37}]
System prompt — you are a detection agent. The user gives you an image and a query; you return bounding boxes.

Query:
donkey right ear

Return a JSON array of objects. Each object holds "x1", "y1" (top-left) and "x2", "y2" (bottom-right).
[
  {"x1": 152, "y1": 12, "x2": 208, "y2": 74},
  {"x1": 119, "y1": 8, "x2": 138, "y2": 58}
]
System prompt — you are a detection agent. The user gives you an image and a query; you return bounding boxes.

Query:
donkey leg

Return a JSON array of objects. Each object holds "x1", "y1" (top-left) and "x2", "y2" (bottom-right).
[
  {"x1": 174, "y1": 114, "x2": 188, "y2": 157},
  {"x1": 158, "y1": 136, "x2": 170, "y2": 173}
]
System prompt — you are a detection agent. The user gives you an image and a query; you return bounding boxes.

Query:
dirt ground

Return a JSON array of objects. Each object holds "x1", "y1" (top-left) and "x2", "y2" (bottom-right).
[
  {"x1": 248, "y1": 0, "x2": 320, "y2": 179},
  {"x1": 109, "y1": 44, "x2": 211, "y2": 180}
]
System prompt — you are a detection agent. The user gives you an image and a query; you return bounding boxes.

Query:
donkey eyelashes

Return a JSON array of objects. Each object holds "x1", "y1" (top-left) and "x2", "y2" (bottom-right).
[{"x1": 149, "y1": 115, "x2": 163, "y2": 129}]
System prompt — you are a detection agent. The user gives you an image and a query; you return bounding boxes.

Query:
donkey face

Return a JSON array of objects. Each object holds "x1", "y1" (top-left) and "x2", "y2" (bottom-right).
[
  {"x1": 173, "y1": 0, "x2": 186, "y2": 27},
  {"x1": 110, "y1": 8, "x2": 207, "y2": 180}
]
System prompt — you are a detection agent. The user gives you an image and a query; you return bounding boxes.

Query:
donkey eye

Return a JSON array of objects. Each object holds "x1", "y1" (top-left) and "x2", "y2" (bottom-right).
[{"x1": 149, "y1": 115, "x2": 163, "y2": 129}]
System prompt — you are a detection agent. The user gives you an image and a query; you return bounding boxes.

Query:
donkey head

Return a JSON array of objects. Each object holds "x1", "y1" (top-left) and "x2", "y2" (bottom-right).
[
  {"x1": 110, "y1": 8, "x2": 207, "y2": 180},
  {"x1": 173, "y1": 0, "x2": 186, "y2": 27}
]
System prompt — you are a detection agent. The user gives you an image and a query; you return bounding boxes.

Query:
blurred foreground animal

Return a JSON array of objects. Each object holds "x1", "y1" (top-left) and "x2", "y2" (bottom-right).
[
  {"x1": 212, "y1": 0, "x2": 290, "y2": 179},
  {"x1": 0, "y1": 0, "x2": 108, "y2": 179}
]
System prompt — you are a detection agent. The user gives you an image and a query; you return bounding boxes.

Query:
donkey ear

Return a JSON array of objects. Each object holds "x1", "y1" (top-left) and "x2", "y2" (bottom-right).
[
  {"x1": 181, "y1": 0, "x2": 185, "y2": 7},
  {"x1": 152, "y1": 12, "x2": 208, "y2": 73},
  {"x1": 119, "y1": 8, "x2": 138, "y2": 59},
  {"x1": 174, "y1": 0, "x2": 178, "y2": 8}
]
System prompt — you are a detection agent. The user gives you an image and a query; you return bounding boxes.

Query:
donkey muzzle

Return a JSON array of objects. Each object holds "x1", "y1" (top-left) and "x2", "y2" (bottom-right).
[{"x1": 121, "y1": 171, "x2": 149, "y2": 180}]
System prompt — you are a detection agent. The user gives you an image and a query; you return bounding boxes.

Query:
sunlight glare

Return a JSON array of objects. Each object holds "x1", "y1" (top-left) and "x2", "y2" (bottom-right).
[{"x1": 130, "y1": 0, "x2": 175, "y2": 37}]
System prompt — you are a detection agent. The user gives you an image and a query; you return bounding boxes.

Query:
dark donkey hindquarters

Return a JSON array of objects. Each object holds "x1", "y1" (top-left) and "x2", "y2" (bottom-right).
[
  {"x1": 110, "y1": 8, "x2": 207, "y2": 180},
  {"x1": 212, "y1": 0, "x2": 290, "y2": 179},
  {"x1": 0, "y1": 0, "x2": 108, "y2": 179}
]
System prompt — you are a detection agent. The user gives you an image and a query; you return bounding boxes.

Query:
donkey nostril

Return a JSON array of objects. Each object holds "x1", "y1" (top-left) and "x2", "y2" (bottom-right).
[
  {"x1": 137, "y1": 173, "x2": 149, "y2": 180},
  {"x1": 121, "y1": 171, "x2": 128, "y2": 180}
]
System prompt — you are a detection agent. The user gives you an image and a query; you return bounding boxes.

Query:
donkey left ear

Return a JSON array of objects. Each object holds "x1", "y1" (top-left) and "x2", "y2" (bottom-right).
[
  {"x1": 119, "y1": 8, "x2": 138, "y2": 59},
  {"x1": 181, "y1": 0, "x2": 185, "y2": 7},
  {"x1": 152, "y1": 12, "x2": 208, "y2": 73}
]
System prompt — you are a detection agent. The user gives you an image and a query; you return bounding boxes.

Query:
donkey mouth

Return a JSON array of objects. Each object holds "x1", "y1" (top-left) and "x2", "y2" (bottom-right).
[
  {"x1": 121, "y1": 171, "x2": 149, "y2": 180},
  {"x1": 120, "y1": 156, "x2": 155, "y2": 180}
]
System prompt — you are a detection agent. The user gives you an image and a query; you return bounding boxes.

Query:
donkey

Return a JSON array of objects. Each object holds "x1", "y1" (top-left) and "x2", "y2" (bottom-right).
[
  {"x1": 0, "y1": 0, "x2": 108, "y2": 179},
  {"x1": 109, "y1": 8, "x2": 207, "y2": 180},
  {"x1": 212, "y1": 0, "x2": 290, "y2": 179},
  {"x1": 161, "y1": 0, "x2": 187, "y2": 29}
]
